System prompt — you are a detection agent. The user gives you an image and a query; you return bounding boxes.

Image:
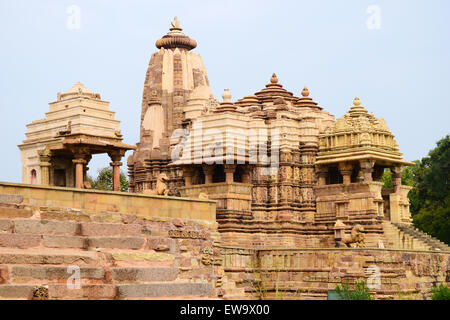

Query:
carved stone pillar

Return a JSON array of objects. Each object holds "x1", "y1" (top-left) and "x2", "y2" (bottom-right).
[
  {"x1": 299, "y1": 142, "x2": 318, "y2": 222},
  {"x1": 316, "y1": 166, "x2": 328, "y2": 186},
  {"x1": 183, "y1": 167, "x2": 194, "y2": 186},
  {"x1": 203, "y1": 165, "x2": 214, "y2": 184},
  {"x1": 241, "y1": 165, "x2": 251, "y2": 184},
  {"x1": 224, "y1": 164, "x2": 236, "y2": 183},
  {"x1": 83, "y1": 155, "x2": 92, "y2": 186},
  {"x1": 40, "y1": 162, "x2": 51, "y2": 186},
  {"x1": 392, "y1": 166, "x2": 403, "y2": 193},
  {"x1": 109, "y1": 151, "x2": 124, "y2": 192},
  {"x1": 338, "y1": 162, "x2": 354, "y2": 185},
  {"x1": 110, "y1": 161, "x2": 122, "y2": 191},
  {"x1": 72, "y1": 159, "x2": 86, "y2": 189},
  {"x1": 37, "y1": 150, "x2": 52, "y2": 186},
  {"x1": 359, "y1": 160, "x2": 375, "y2": 182}
]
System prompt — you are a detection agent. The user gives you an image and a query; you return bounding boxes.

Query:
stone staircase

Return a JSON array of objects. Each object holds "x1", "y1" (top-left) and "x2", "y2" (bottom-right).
[
  {"x1": 0, "y1": 201, "x2": 220, "y2": 300},
  {"x1": 219, "y1": 276, "x2": 247, "y2": 300},
  {"x1": 392, "y1": 222, "x2": 450, "y2": 252},
  {"x1": 382, "y1": 221, "x2": 450, "y2": 252}
]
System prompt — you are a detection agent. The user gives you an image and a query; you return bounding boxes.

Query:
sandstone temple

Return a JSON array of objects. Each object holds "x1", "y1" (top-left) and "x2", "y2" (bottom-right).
[{"x1": 0, "y1": 17, "x2": 448, "y2": 300}]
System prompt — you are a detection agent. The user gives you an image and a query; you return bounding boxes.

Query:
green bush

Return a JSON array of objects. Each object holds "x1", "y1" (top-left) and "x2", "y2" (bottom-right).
[
  {"x1": 335, "y1": 280, "x2": 372, "y2": 300},
  {"x1": 431, "y1": 284, "x2": 450, "y2": 300}
]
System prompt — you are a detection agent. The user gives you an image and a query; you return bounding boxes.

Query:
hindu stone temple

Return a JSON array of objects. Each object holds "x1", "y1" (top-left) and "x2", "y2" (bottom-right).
[
  {"x1": 18, "y1": 82, "x2": 135, "y2": 191},
  {"x1": 127, "y1": 18, "x2": 437, "y2": 251},
  {"x1": 2, "y1": 17, "x2": 448, "y2": 300}
]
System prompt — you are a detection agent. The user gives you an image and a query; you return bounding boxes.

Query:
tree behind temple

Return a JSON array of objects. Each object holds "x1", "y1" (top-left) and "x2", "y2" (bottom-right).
[
  {"x1": 88, "y1": 167, "x2": 129, "y2": 192},
  {"x1": 412, "y1": 135, "x2": 450, "y2": 245}
]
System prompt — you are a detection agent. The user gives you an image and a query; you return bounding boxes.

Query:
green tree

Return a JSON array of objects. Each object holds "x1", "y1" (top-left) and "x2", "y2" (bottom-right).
[
  {"x1": 335, "y1": 280, "x2": 372, "y2": 300},
  {"x1": 380, "y1": 161, "x2": 418, "y2": 190},
  {"x1": 410, "y1": 136, "x2": 450, "y2": 245},
  {"x1": 88, "y1": 167, "x2": 129, "y2": 192},
  {"x1": 379, "y1": 136, "x2": 450, "y2": 245},
  {"x1": 431, "y1": 283, "x2": 450, "y2": 300}
]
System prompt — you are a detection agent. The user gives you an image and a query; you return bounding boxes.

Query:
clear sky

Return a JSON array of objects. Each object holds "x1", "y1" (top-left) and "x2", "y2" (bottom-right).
[{"x1": 0, "y1": 0, "x2": 449, "y2": 182}]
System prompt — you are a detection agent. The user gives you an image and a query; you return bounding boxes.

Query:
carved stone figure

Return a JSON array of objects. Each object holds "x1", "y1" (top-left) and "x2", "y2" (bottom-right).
[
  {"x1": 143, "y1": 173, "x2": 169, "y2": 196},
  {"x1": 83, "y1": 180, "x2": 92, "y2": 189},
  {"x1": 198, "y1": 192, "x2": 209, "y2": 200},
  {"x1": 341, "y1": 224, "x2": 365, "y2": 248}
]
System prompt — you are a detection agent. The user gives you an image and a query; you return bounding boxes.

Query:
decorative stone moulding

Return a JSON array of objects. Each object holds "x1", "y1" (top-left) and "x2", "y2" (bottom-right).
[
  {"x1": 254, "y1": 73, "x2": 296, "y2": 104},
  {"x1": 155, "y1": 17, "x2": 197, "y2": 51}
]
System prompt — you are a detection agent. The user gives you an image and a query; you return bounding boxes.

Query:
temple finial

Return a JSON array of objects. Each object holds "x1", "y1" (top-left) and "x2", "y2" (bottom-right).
[
  {"x1": 171, "y1": 16, "x2": 181, "y2": 30},
  {"x1": 302, "y1": 86, "x2": 309, "y2": 97},
  {"x1": 353, "y1": 96, "x2": 361, "y2": 106},
  {"x1": 222, "y1": 89, "x2": 232, "y2": 102},
  {"x1": 270, "y1": 73, "x2": 278, "y2": 84}
]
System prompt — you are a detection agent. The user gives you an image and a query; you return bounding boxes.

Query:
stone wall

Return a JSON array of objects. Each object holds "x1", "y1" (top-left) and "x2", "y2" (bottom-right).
[
  {"x1": 0, "y1": 182, "x2": 216, "y2": 221},
  {"x1": 222, "y1": 247, "x2": 450, "y2": 300},
  {"x1": 0, "y1": 182, "x2": 238, "y2": 300}
]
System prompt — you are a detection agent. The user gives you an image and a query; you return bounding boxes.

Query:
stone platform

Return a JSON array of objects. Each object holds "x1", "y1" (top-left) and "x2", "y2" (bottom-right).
[
  {"x1": 0, "y1": 182, "x2": 245, "y2": 300},
  {"x1": 0, "y1": 182, "x2": 448, "y2": 300}
]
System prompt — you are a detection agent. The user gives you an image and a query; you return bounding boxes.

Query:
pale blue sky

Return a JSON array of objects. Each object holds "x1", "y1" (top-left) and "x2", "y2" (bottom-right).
[{"x1": 0, "y1": 0, "x2": 449, "y2": 182}]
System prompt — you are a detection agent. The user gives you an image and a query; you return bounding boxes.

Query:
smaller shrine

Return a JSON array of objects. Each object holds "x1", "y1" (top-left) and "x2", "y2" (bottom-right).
[
  {"x1": 18, "y1": 82, "x2": 135, "y2": 191},
  {"x1": 315, "y1": 97, "x2": 414, "y2": 224}
]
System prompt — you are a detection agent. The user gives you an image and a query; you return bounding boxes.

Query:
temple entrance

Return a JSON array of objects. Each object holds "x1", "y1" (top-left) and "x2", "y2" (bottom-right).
[
  {"x1": 53, "y1": 169, "x2": 66, "y2": 187},
  {"x1": 212, "y1": 165, "x2": 225, "y2": 183}
]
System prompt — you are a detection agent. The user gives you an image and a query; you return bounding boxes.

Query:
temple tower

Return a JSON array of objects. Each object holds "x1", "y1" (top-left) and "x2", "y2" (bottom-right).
[{"x1": 128, "y1": 17, "x2": 216, "y2": 194}]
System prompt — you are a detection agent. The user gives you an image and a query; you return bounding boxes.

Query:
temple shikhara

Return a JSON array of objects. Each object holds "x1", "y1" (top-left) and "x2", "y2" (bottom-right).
[{"x1": 0, "y1": 17, "x2": 448, "y2": 300}]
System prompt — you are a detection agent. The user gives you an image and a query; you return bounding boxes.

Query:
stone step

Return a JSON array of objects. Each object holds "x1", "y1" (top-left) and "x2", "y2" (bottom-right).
[
  {"x1": 106, "y1": 250, "x2": 176, "y2": 264},
  {"x1": 0, "y1": 284, "x2": 35, "y2": 299},
  {"x1": 80, "y1": 222, "x2": 142, "y2": 237},
  {"x1": 9, "y1": 265, "x2": 106, "y2": 281},
  {"x1": 117, "y1": 282, "x2": 212, "y2": 299},
  {"x1": 48, "y1": 284, "x2": 117, "y2": 300},
  {"x1": 0, "y1": 248, "x2": 99, "y2": 265},
  {"x1": 87, "y1": 237, "x2": 146, "y2": 250},
  {"x1": 0, "y1": 207, "x2": 33, "y2": 219},
  {"x1": 43, "y1": 235, "x2": 87, "y2": 249},
  {"x1": 110, "y1": 267, "x2": 178, "y2": 282},
  {"x1": 12, "y1": 219, "x2": 80, "y2": 235},
  {"x1": 0, "y1": 234, "x2": 41, "y2": 248}
]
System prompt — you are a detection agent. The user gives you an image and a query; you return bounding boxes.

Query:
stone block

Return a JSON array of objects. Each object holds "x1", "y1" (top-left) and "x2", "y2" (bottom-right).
[
  {"x1": 0, "y1": 219, "x2": 11, "y2": 232},
  {"x1": 0, "y1": 265, "x2": 9, "y2": 283},
  {"x1": 80, "y1": 222, "x2": 142, "y2": 236},
  {"x1": 0, "y1": 194, "x2": 23, "y2": 204},
  {"x1": 0, "y1": 285, "x2": 34, "y2": 299},
  {"x1": 14, "y1": 219, "x2": 80, "y2": 235},
  {"x1": 43, "y1": 235, "x2": 87, "y2": 249},
  {"x1": 111, "y1": 252, "x2": 175, "y2": 262},
  {"x1": 87, "y1": 237, "x2": 145, "y2": 249},
  {"x1": 0, "y1": 250, "x2": 98, "y2": 265},
  {"x1": 40, "y1": 211, "x2": 91, "y2": 222},
  {"x1": 145, "y1": 236, "x2": 175, "y2": 252},
  {"x1": 11, "y1": 266, "x2": 105, "y2": 280},
  {"x1": 117, "y1": 282, "x2": 212, "y2": 298},
  {"x1": 0, "y1": 234, "x2": 41, "y2": 248},
  {"x1": 110, "y1": 267, "x2": 178, "y2": 282},
  {"x1": 48, "y1": 284, "x2": 117, "y2": 299},
  {"x1": 0, "y1": 207, "x2": 33, "y2": 219}
]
